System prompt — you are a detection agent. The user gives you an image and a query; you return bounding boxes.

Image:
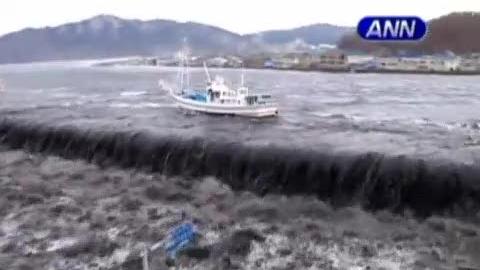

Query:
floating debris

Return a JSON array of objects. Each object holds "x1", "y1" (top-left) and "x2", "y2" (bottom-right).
[{"x1": 164, "y1": 222, "x2": 198, "y2": 258}]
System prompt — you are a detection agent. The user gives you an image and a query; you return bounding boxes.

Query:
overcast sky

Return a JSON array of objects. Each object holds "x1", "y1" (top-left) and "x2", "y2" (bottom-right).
[{"x1": 0, "y1": 0, "x2": 479, "y2": 36}]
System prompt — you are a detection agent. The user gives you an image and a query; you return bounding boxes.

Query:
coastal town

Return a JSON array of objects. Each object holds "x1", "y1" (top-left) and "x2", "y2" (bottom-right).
[{"x1": 100, "y1": 48, "x2": 480, "y2": 75}]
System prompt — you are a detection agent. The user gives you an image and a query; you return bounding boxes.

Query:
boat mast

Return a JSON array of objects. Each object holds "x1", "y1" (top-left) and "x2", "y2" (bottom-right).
[
  {"x1": 203, "y1": 62, "x2": 212, "y2": 83},
  {"x1": 240, "y1": 63, "x2": 248, "y2": 96},
  {"x1": 241, "y1": 65, "x2": 245, "y2": 87},
  {"x1": 185, "y1": 52, "x2": 190, "y2": 89},
  {"x1": 178, "y1": 52, "x2": 184, "y2": 92},
  {"x1": 179, "y1": 38, "x2": 190, "y2": 91}
]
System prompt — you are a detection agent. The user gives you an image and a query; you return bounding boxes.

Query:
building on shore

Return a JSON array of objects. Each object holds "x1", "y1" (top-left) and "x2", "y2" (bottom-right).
[
  {"x1": 458, "y1": 54, "x2": 480, "y2": 72},
  {"x1": 206, "y1": 57, "x2": 229, "y2": 67},
  {"x1": 226, "y1": 56, "x2": 244, "y2": 68},
  {"x1": 310, "y1": 49, "x2": 349, "y2": 71},
  {"x1": 264, "y1": 56, "x2": 300, "y2": 69},
  {"x1": 458, "y1": 59, "x2": 480, "y2": 72},
  {"x1": 354, "y1": 55, "x2": 463, "y2": 73},
  {"x1": 111, "y1": 50, "x2": 480, "y2": 75},
  {"x1": 205, "y1": 56, "x2": 244, "y2": 68},
  {"x1": 410, "y1": 56, "x2": 460, "y2": 72}
]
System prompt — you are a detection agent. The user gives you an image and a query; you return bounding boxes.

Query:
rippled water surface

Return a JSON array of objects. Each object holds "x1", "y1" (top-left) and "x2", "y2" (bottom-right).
[
  {"x1": 1, "y1": 62, "x2": 480, "y2": 162},
  {"x1": 1, "y1": 61, "x2": 480, "y2": 270}
]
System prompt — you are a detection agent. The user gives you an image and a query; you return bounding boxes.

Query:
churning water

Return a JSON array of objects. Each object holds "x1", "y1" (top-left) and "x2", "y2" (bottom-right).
[{"x1": 1, "y1": 62, "x2": 480, "y2": 269}]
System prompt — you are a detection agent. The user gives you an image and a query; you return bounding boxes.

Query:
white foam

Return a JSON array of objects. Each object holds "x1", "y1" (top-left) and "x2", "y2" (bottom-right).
[
  {"x1": 46, "y1": 237, "x2": 78, "y2": 252},
  {"x1": 120, "y1": 91, "x2": 147, "y2": 97},
  {"x1": 109, "y1": 102, "x2": 173, "y2": 109}
]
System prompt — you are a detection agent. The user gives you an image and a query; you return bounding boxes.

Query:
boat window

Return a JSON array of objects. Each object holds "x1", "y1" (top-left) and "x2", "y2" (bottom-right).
[
  {"x1": 261, "y1": 95, "x2": 271, "y2": 99},
  {"x1": 220, "y1": 99, "x2": 224, "y2": 104},
  {"x1": 246, "y1": 96, "x2": 258, "y2": 105}
]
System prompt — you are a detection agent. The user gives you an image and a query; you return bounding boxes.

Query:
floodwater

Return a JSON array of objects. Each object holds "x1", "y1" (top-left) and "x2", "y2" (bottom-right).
[
  {"x1": 2, "y1": 63, "x2": 480, "y2": 162},
  {"x1": 0, "y1": 62, "x2": 480, "y2": 269}
]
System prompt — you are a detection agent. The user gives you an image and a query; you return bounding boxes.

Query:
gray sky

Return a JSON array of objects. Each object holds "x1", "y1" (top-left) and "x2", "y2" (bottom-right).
[{"x1": 0, "y1": 0, "x2": 479, "y2": 36}]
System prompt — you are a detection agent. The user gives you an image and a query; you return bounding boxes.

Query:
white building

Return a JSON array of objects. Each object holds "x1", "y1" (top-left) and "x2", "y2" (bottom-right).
[
  {"x1": 415, "y1": 56, "x2": 461, "y2": 72},
  {"x1": 374, "y1": 57, "x2": 403, "y2": 70},
  {"x1": 348, "y1": 55, "x2": 374, "y2": 64},
  {"x1": 264, "y1": 57, "x2": 299, "y2": 69},
  {"x1": 458, "y1": 54, "x2": 480, "y2": 72},
  {"x1": 373, "y1": 56, "x2": 460, "y2": 72},
  {"x1": 206, "y1": 57, "x2": 229, "y2": 67},
  {"x1": 313, "y1": 49, "x2": 349, "y2": 70},
  {"x1": 226, "y1": 56, "x2": 243, "y2": 68}
]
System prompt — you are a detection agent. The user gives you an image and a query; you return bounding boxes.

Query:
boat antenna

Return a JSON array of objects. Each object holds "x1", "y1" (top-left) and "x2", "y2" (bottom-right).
[
  {"x1": 203, "y1": 61, "x2": 212, "y2": 83},
  {"x1": 186, "y1": 55, "x2": 190, "y2": 89},
  {"x1": 178, "y1": 51, "x2": 184, "y2": 92},
  {"x1": 181, "y1": 37, "x2": 190, "y2": 89},
  {"x1": 241, "y1": 63, "x2": 245, "y2": 87}
]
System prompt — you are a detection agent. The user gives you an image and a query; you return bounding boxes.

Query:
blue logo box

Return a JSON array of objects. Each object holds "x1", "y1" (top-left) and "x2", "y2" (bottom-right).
[{"x1": 357, "y1": 16, "x2": 427, "y2": 41}]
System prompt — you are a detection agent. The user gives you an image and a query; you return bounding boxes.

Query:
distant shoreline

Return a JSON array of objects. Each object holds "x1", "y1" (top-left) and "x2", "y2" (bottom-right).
[
  {"x1": 91, "y1": 59, "x2": 480, "y2": 76},
  {"x1": 348, "y1": 69, "x2": 480, "y2": 76},
  {"x1": 161, "y1": 64, "x2": 480, "y2": 76}
]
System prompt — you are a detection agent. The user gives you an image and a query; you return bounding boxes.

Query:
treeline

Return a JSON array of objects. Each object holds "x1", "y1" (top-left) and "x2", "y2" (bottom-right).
[{"x1": 338, "y1": 12, "x2": 480, "y2": 55}]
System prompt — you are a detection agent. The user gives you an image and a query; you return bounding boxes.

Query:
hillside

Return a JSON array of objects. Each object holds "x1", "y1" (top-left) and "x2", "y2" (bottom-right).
[
  {"x1": 338, "y1": 12, "x2": 480, "y2": 56},
  {"x1": 248, "y1": 23, "x2": 353, "y2": 46},
  {"x1": 0, "y1": 15, "x2": 350, "y2": 64},
  {"x1": 0, "y1": 15, "x2": 249, "y2": 63}
]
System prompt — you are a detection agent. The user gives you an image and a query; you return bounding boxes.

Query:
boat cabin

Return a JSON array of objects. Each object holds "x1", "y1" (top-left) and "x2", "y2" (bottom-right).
[
  {"x1": 192, "y1": 76, "x2": 275, "y2": 107},
  {"x1": 205, "y1": 76, "x2": 244, "y2": 105},
  {"x1": 246, "y1": 94, "x2": 273, "y2": 105}
]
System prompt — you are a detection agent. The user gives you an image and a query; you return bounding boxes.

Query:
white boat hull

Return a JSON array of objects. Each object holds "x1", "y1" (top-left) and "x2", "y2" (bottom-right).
[{"x1": 172, "y1": 94, "x2": 278, "y2": 118}]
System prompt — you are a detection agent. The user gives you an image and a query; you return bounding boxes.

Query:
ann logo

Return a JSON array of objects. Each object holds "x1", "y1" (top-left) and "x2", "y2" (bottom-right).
[{"x1": 357, "y1": 16, "x2": 427, "y2": 41}]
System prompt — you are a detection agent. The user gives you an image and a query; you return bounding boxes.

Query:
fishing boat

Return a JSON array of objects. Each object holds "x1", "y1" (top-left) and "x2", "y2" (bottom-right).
[{"x1": 160, "y1": 52, "x2": 278, "y2": 118}]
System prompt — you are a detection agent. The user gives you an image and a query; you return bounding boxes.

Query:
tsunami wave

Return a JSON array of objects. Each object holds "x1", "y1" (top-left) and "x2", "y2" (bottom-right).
[{"x1": 0, "y1": 117, "x2": 479, "y2": 217}]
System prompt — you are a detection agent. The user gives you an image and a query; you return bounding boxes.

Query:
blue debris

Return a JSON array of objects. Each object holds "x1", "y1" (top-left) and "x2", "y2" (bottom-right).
[{"x1": 165, "y1": 222, "x2": 198, "y2": 258}]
